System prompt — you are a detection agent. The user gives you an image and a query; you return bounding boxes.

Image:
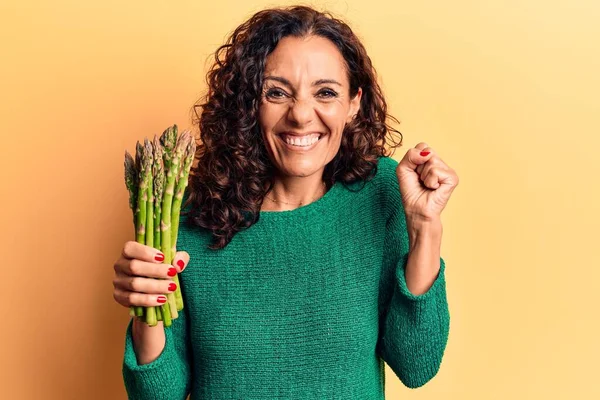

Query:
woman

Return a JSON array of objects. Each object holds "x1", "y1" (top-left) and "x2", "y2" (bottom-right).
[{"x1": 113, "y1": 5, "x2": 459, "y2": 399}]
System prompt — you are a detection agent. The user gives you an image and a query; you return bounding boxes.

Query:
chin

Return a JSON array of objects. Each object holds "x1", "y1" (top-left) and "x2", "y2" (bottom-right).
[{"x1": 279, "y1": 164, "x2": 321, "y2": 177}]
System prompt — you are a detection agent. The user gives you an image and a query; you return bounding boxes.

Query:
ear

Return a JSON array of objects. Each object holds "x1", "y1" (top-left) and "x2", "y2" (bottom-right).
[{"x1": 347, "y1": 87, "x2": 362, "y2": 123}]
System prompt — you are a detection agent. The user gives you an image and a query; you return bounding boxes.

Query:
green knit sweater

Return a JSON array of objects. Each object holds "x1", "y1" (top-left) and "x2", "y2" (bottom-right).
[{"x1": 122, "y1": 155, "x2": 450, "y2": 399}]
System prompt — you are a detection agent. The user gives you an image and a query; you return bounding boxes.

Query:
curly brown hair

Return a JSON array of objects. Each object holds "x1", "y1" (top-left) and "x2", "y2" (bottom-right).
[{"x1": 182, "y1": 4, "x2": 403, "y2": 250}]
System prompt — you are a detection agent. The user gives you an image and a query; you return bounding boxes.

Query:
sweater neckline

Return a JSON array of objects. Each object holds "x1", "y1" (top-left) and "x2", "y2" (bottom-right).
[{"x1": 258, "y1": 180, "x2": 342, "y2": 221}]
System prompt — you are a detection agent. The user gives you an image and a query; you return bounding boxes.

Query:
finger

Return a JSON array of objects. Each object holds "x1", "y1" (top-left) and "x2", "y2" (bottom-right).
[
  {"x1": 172, "y1": 250, "x2": 190, "y2": 273},
  {"x1": 401, "y1": 147, "x2": 434, "y2": 172},
  {"x1": 416, "y1": 163, "x2": 424, "y2": 176},
  {"x1": 415, "y1": 142, "x2": 433, "y2": 166},
  {"x1": 423, "y1": 167, "x2": 442, "y2": 189},
  {"x1": 435, "y1": 167, "x2": 459, "y2": 188},
  {"x1": 121, "y1": 240, "x2": 165, "y2": 263},
  {"x1": 418, "y1": 153, "x2": 437, "y2": 181},
  {"x1": 119, "y1": 257, "x2": 178, "y2": 279},
  {"x1": 418, "y1": 145, "x2": 433, "y2": 158},
  {"x1": 113, "y1": 287, "x2": 169, "y2": 308},
  {"x1": 113, "y1": 275, "x2": 177, "y2": 295},
  {"x1": 416, "y1": 150, "x2": 432, "y2": 175}
]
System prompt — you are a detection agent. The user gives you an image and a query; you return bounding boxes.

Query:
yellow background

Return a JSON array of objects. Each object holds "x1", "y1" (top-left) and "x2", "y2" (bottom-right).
[{"x1": 1, "y1": 0, "x2": 598, "y2": 398}]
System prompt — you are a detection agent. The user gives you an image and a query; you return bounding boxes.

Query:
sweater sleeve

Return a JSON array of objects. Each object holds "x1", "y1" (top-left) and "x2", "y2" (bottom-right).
[
  {"x1": 375, "y1": 156, "x2": 450, "y2": 389},
  {"x1": 121, "y1": 302, "x2": 193, "y2": 399}
]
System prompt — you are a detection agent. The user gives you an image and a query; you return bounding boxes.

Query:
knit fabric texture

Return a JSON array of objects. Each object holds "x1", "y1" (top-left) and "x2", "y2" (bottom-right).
[{"x1": 122, "y1": 155, "x2": 450, "y2": 399}]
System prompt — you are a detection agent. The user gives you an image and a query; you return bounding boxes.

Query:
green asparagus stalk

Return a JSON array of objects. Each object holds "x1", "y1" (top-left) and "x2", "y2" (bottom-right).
[
  {"x1": 144, "y1": 140, "x2": 154, "y2": 252},
  {"x1": 125, "y1": 143, "x2": 143, "y2": 318},
  {"x1": 132, "y1": 142, "x2": 143, "y2": 238},
  {"x1": 150, "y1": 136, "x2": 165, "y2": 325},
  {"x1": 162, "y1": 293, "x2": 172, "y2": 327},
  {"x1": 145, "y1": 139, "x2": 154, "y2": 254},
  {"x1": 152, "y1": 135, "x2": 165, "y2": 251},
  {"x1": 170, "y1": 137, "x2": 196, "y2": 311},
  {"x1": 131, "y1": 141, "x2": 152, "y2": 318},
  {"x1": 160, "y1": 131, "x2": 191, "y2": 323},
  {"x1": 124, "y1": 151, "x2": 138, "y2": 228},
  {"x1": 143, "y1": 139, "x2": 158, "y2": 327},
  {"x1": 159, "y1": 124, "x2": 178, "y2": 178},
  {"x1": 125, "y1": 148, "x2": 142, "y2": 316},
  {"x1": 171, "y1": 137, "x2": 195, "y2": 250},
  {"x1": 135, "y1": 141, "x2": 150, "y2": 243}
]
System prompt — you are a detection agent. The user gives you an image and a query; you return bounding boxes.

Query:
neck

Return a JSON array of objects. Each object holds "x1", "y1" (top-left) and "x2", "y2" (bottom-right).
[{"x1": 262, "y1": 173, "x2": 327, "y2": 212}]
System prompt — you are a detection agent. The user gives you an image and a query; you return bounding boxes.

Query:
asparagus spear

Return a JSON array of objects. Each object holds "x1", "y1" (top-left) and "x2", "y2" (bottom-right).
[
  {"x1": 124, "y1": 151, "x2": 138, "y2": 228},
  {"x1": 143, "y1": 139, "x2": 158, "y2": 327},
  {"x1": 124, "y1": 151, "x2": 138, "y2": 318},
  {"x1": 159, "y1": 131, "x2": 191, "y2": 324},
  {"x1": 162, "y1": 293, "x2": 172, "y2": 327},
  {"x1": 135, "y1": 141, "x2": 149, "y2": 243},
  {"x1": 170, "y1": 135, "x2": 195, "y2": 311},
  {"x1": 132, "y1": 141, "x2": 144, "y2": 242},
  {"x1": 159, "y1": 124, "x2": 177, "y2": 178},
  {"x1": 171, "y1": 136, "x2": 195, "y2": 248},
  {"x1": 132, "y1": 140, "x2": 152, "y2": 318},
  {"x1": 156, "y1": 304, "x2": 163, "y2": 321},
  {"x1": 152, "y1": 135, "x2": 165, "y2": 250},
  {"x1": 152, "y1": 136, "x2": 167, "y2": 325},
  {"x1": 144, "y1": 139, "x2": 155, "y2": 251}
]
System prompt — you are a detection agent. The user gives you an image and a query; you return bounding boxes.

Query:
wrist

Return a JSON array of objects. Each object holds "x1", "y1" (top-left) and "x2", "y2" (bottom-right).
[
  {"x1": 131, "y1": 317, "x2": 166, "y2": 365},
  {"x1": 406, "y1": 217, "x2": 442, "y2": 249}
]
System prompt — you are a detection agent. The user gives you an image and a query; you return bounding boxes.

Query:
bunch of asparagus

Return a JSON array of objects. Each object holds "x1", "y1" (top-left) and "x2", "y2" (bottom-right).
[{"x1": 123, "y1": 124, "x2": 195, "y2": 327}]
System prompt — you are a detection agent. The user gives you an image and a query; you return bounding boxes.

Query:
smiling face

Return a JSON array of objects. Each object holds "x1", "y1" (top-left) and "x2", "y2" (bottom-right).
[{"x1": 258, "y1": 35, "x2": 362, "y2": 179}]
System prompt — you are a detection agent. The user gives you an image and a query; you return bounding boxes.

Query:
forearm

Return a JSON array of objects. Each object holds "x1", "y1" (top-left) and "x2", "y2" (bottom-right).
[
  {"x1": 377, "y1": 216, "x2": 449, "y2": 388},
  {"x1": 132, "y1": 317, "x2": 166, "y2": 365},
  {"x1": 405, "y1": 218, "x2": 443, "y2": 296}
]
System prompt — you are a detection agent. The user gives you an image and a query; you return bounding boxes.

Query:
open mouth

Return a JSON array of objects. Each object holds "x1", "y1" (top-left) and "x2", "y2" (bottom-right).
[{"x1": 278, "y1": 133, "x2": 323, "y2": 149}]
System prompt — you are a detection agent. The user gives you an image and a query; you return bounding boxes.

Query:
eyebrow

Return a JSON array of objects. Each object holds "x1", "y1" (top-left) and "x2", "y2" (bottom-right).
[{"x1": 263, "y1": 76, "x2": 342, "y2": 87}]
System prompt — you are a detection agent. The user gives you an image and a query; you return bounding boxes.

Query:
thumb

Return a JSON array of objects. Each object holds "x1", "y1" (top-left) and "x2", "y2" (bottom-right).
[
  {"x1": 172, "y1": 251, "x2": 190, "y2": 273},
  {"x1": 399, "y1": 147, "x2": 432, "y2": 172}
]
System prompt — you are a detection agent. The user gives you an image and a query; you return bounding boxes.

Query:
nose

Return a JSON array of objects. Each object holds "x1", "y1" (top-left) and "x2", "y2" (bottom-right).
[{"x1": 287, "y1": 97, "x2": 314, "y2": 126}]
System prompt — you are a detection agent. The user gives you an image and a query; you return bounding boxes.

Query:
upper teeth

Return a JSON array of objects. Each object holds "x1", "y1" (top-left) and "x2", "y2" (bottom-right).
[{"x1": 283, "y1": 134, "x2": 320, "y2": 146}]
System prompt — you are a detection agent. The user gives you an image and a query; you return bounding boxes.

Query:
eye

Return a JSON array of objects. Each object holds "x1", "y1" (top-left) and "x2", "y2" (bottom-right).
[
  {"x1": 318, "y1": 89, "x2": 338, "y2": 98},
  {"x1": 265, "y1": 88, "x2": 287, "y2": 99}
]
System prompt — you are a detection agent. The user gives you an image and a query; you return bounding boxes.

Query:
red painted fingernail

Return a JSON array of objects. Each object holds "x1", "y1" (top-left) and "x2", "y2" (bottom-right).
[
  {"x1": 167, "y1": 267, "x2": 177, "y2": 277},
  {"x1": 157, "y1": 296, "x2": 167, "y2": 303},
  {"x1": 420, "y1": 151, "x2": 430, "y2": 156},
  {"x1": 155, "y1": 253, "x2": 164, "y2": 262},
  {"x1": 168, "y1": 283, "x2": 177, "y2": 291},
  {"x1": 177, "y1": 259, "x2": 185, "y2": 270}
]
